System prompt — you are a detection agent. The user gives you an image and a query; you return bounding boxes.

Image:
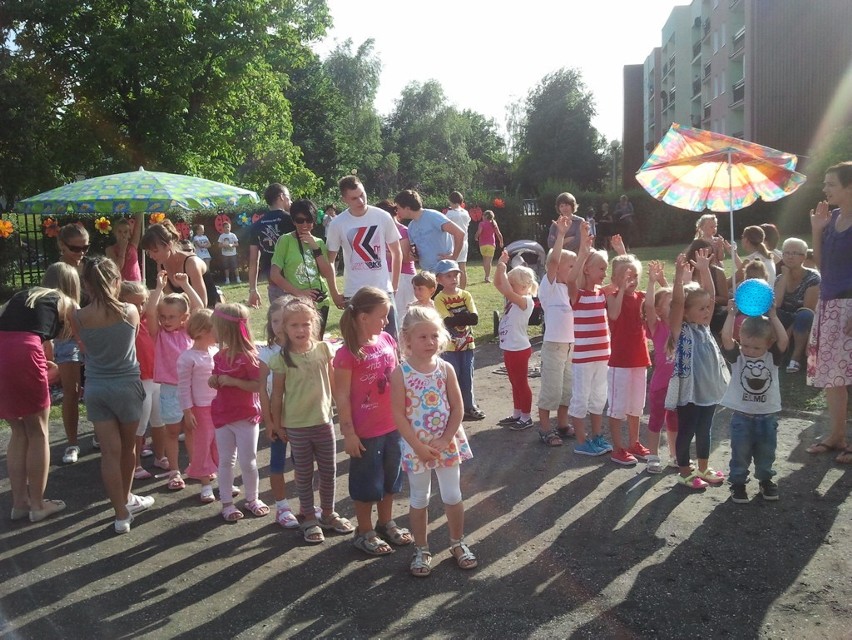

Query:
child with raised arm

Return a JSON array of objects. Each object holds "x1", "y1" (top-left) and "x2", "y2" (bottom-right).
[
  {"x1": 209, "y1": 303, "x2": 267, "y2": 521},
  {"x1": 391, "y1": 306, "x2": 475, "y2": 577},
  {"x1": 177, "y1": 309, "x2": 219, "y2": 503},
  {"x1": 605, "y1": 254, "x2": 652, "y2": 465},
  {"x1": 146, "y1": 270, "x2": 204, "y2": 491},
  {"x1": 270, "y1": 297, "x2": 354, "y2": 543},
  {"x1": 666, "y1": 251, "x2": 731, "y2": 490},
  {"x1": 569, "y1": 223, "x2": 614, "y2": 457},
  {"x1": 721, "y1": 303, "x2": 788, "y2": 503},
  {"x1": 643, "y1": 261, "x2": 678, "y2": 473},
  {"x1": 493, "y1": 251, "x2": 538, "y2": 433},
  {"x1": 535, "y1": 215, "x2": 578, "y2": 445},
  {"x1": 333, "y1": 286, "x2": 413, "y2": 556}
]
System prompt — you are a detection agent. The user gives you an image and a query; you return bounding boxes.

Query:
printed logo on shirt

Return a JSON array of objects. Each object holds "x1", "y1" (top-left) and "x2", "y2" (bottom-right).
[
  {"x1": 349, "y1": 225, "x2": 382, "y2": 270},
  {"x1": 740, "y1": 358, "x2": 772, "y2": 402}
]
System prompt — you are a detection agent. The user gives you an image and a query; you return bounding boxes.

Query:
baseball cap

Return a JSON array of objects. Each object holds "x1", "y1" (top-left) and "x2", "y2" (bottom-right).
[{"x1": 435, "y1": 259, "x2": 461, "y2": 275}]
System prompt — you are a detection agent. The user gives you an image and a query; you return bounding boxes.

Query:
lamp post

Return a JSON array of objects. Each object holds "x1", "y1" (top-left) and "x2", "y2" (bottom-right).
[{"x1": 610, "y1": 140, "x2": 620, "y2": 192}]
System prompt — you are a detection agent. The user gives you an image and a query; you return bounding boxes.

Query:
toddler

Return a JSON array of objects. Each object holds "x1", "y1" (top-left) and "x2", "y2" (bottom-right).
[
  {"x1": 192, "y1": 224, "x2": 212, "y2": 267},
  {"x1": 217, "y1": 221, "x2": 240, "y2": 284}
]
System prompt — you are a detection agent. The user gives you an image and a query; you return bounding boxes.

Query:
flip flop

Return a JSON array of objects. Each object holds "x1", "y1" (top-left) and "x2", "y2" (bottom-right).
[
  {"x1": 835, "y1": 449, "x2": 852, "y2": 465},
  {"x1": 806, "y1": 441, "x2": 842, "y2": 455}
]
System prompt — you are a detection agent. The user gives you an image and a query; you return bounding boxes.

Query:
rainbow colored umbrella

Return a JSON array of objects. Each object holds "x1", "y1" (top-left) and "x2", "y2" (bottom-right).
[
  {"x1": 636, "y1": 123, "x2": 806, "y2": 248},
  {"x1": 16, "y1": 167, "x2": 259, "y2": 215}
]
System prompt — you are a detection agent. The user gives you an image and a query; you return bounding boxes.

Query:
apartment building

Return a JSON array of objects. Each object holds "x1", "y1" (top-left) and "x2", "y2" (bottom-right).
[{"x1": 623, "y1": 0, "x2": 852, "y2": 187}]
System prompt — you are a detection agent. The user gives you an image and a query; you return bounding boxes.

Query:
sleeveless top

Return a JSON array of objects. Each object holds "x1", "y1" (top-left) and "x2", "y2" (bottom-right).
[
  {"x1": 162, "y1": 255, "x2": 220, "y2": 308},
  {"x1": 76, "y1": 304, "x2": 140, "y2": 382},
  {"x1": 399, "y1": 360, "x2": 473, "y2": 474}
]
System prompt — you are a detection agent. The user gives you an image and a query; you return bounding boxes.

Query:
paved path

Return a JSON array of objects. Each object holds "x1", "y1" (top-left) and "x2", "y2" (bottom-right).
[{"x1": 1, "y1": 342, "x2": 850, "y2": 639}]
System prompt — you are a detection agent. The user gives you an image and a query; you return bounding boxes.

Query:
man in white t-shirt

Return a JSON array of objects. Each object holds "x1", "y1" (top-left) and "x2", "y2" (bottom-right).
[
  {"x1": 326, "y1": 175, "x2": 402, "y2": 338},
  {"x1": 446, "y1": 190, "x2": 472, "y2": 288}
]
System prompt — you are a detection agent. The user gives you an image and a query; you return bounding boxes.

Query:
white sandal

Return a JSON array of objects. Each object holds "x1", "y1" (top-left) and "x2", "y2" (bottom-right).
[{"x1": 449, "y1": 537, "x2": 477, "y2": 570}]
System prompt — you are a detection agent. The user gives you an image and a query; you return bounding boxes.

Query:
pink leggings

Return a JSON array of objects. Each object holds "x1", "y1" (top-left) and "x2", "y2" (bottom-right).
[
  {"x1": 287, "y1": 423, "x2": 337, "y2": 516},
  {"x1": 214, "y1": 419, "x2": 259, "y2": 502},
  {"x1": 504, "y1": 347, "x2": 532, "y2": 413},
  {"x1": 185, "y1": 406, "x2": 218, "y2": 479},
  {"x1": 647, "y1": 386, "x2": 678, "y2": 434}
]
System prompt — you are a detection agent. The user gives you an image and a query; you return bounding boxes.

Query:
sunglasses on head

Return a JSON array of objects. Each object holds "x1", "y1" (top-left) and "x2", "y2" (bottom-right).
[
  {"x1": 293, "y1": 217, "x2": 312, "y2": 224},
  {"x1": 65, "y1": 244, "x2": 90, "y2": 253}
]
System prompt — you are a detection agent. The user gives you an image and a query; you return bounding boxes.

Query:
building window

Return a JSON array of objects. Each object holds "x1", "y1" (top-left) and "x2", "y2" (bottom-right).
[
  {"x1": 713, "y1": 31, "x2": 719, "y2": 53},
  {"x1": 721, "y1": 23, "x2": 726, "y2": 47},
  {"x1": 721, "y1": 70, "x2": 726, "y2": 93},
  {"x1": 714, "y1": 75, "x2": 719, "y2": 98}
]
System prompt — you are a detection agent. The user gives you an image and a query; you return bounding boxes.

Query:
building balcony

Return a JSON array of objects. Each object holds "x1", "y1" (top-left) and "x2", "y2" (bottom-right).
[
  {"x1": 731, "y1": 27, "x2": 745, "y2": 58},
  {"x1": 692, "y1": 78, "x2": 702, "y2": 97},
  {"x1": 703, "y1": 62, "x2": 712, "y2": 79},
  {"x1": 704, "y1": 102, "x2": 712, "y2": 119},
  {"x1": 702, "y1": 18, "x2": 711, "y2": 40},
  {"x1": 731, "y1": 78, "x2": 745, "y2": 105},
  {"x1": 732, "y1": 130, "x2": 744, "y2": 139},
  {"x1": 692, "y1": 41, "x2": 701, "y2": 60}
]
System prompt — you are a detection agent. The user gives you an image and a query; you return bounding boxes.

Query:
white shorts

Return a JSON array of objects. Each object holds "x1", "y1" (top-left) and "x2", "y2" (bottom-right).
[
  {"x1": 158, "y1": 383, "x2": 183, "y2": 425},
  {"x1": 538, "y1": 341, "x2": 573, "y2": 410},
  {"x1": 457, "y1": 241, "x2": 469, "y2": 263},
  {"x1": 568, "y1": 360, "x2": 608, "y2": 418},
  {"x1": 137, "y1": 379, "x2": 164, "y2": 437},
  {"x1": 606, "y1": 367, "x2": 647, "y2": 420}
]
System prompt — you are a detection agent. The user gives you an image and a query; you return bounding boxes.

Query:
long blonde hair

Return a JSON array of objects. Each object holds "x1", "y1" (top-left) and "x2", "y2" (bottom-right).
[
  {"x1": 212, "y1": 302, "x2": 257, "y2": 365},
  {"x1": 399, "y1": 306, "x2": 449, "y2": 357},
  {"x1": 339, "y1": 286, "x2": 390, "y2": 359},
  {"x1": 42, "y1": 262, "x2": 80, "y2": 304}
]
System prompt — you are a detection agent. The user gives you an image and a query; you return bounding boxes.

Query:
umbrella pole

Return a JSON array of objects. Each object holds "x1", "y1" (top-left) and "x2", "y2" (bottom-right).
[{"x1": 728, "y1": 151, "x2": 736, "y2": 292}]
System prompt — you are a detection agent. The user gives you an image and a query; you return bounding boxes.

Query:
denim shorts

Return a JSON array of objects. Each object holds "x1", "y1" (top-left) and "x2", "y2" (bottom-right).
[
  {"x1": 348, "y1": 430, "x2": 403, "y2": 503},
  {"x1": 53, "y1": 338, "x2": 83, "y2": 365},
  {"x1": 84, "y1": 378, "x2": 145, "y2": 423},
  {"x1": 269, "y1": 437, "x2": 289, "y2": 474},
  {"x1": 158, "y1": 383, "x2": 183, "y2": 425}
]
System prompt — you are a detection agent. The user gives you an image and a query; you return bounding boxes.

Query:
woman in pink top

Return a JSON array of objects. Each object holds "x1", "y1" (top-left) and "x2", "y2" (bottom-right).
[
  {"x1": 178, "y1": 309, "x2": 219, "y2": 503},
  {"x1": 106, "y1": 213, "x2": 143, "y2": 282}
]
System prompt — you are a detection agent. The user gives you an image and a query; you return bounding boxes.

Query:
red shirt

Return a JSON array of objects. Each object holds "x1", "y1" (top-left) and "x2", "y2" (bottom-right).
[
  {"x1": 210, "y1": 350, "x2": 261, "y2": 427},
  {"x1": 608, "y1": 291, "x2": 651, "y2": 368}
]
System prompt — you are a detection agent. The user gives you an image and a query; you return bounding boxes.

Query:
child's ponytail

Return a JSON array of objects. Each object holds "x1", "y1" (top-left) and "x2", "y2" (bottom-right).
[{"x1": 339, "y1": 286, "x2": 390, "y2": 359}]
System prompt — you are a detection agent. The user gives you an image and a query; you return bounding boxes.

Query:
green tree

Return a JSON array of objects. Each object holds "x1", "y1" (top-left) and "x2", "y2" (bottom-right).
[
  {"x1": 514, "y1": 68, "x2": 607, "y2": 193},
  {"x1": 321, "y1": 38, "x2": 384, "y2": 182},
  {"x1": 2, "y1": 0, "x2": 330, "y2": 201}
]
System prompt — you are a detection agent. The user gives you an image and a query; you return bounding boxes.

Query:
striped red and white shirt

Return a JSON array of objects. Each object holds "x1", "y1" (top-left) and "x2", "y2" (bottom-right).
[{"x1": 572, "y1": 288, "x2": 611, "y2": 364}]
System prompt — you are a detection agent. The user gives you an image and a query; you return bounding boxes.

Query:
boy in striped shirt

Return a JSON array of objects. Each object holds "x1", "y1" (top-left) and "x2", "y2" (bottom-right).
[{"x1": 568, "y1": 223, "x2": 619, "y2": 456}]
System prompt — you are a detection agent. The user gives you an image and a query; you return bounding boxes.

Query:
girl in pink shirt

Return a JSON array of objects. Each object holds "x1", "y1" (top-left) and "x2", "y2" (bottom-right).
[
  {"x1": 209, "y1": 303, "x2": 266, "y2": 522},
  {"x1": 146, "y1": 270, "x2": 204, "y2": 491},
  {"x1": 177, "y1": 309, "x2": 219, "y2": 503},
  {"x1": 333, "y1": 286, "x2": 412, "y2": 556}
]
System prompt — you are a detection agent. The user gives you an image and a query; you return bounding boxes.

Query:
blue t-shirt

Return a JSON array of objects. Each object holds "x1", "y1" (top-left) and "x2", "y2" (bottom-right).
[{"x1": 407, "y1": 209, "x2": 452, "y2": 272}]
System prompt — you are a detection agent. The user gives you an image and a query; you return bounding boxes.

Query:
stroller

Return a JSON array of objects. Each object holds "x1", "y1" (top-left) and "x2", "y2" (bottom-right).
[{"x1": 492, "y1": 239, "x2": 546, "y2": 336}]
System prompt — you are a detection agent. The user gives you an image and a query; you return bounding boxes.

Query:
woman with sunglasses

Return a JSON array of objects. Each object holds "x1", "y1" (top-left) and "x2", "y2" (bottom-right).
[
  {"x1": 55, "y1": 223, "x2": 90, "y2": 462},
  {"x1": 268, "y1": 199, "x2": 338, "y2": 338}
]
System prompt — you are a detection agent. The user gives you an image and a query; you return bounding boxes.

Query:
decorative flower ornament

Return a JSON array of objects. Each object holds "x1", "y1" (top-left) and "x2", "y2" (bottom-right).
[
  {"x1": 43, "y1": 217, "x2": 59, "y2": 238},
  {"x1": 493, "y1": 198, "x2": 505, "y2": 209},
  {"x1": 149, "y1": 212, "x2": 166, "y2": 225},
  {"x1": 95, "y1": 216, "x2": 112, "y2": 235},
  {"x1": 0, "y1": 219, "x2": 14, "y2": 239},
  {"x1": 236, "y1": 212, "x2": 250, "y2": 227}
]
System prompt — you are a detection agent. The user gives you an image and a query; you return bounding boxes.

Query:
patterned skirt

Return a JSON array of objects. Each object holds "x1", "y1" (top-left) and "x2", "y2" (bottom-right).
[{"x1": 806, "y1": 298, "x2": 852, "y2": 388}]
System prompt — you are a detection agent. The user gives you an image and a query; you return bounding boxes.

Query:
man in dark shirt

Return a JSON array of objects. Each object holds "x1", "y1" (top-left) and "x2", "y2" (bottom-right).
[{"x1": 248, "y1": 183, "x2": 294, "y2": 308}]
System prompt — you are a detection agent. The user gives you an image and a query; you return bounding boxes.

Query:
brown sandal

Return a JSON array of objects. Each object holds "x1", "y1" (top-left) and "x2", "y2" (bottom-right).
[{"x1": 538, "y1": 429, "x2": 563, "y2": 447}]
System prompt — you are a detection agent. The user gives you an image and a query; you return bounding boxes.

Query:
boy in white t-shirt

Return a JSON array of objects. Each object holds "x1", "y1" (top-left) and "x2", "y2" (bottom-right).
[
  {"x1": 217, "y1": 222, "x2": 240, "y2": 284},
  {"x1": 446, "y1": 190, "x2": 472, "y2": 288},
  {"x1": 532, "y1": 215, "x2": 578, "y2": 446}
]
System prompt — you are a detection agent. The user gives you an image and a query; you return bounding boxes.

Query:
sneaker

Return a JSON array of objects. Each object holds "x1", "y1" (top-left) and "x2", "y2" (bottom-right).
[
  {"x1": 627, "y1": 441, "x2": 651, "y2": 461},
  {"x1": 115, "y1": 511, "x2": 134, "y2": 534},
  {"x1": 224, "y1": 279, "x2": 230, "y2": 285},
  {"x1": 696, "y1": 467, "x2": 725, "y2": 486},
  {"x1": 759, "y1": 480, "x2": 779, "y2": 501},
  {"x1": 785, "y1": 360, "x2": 801, "y2": 374},
  {"x1": 235, "y1": 277, "x2": 242, "y2": 284},
  {"x1": 730, "y1": 484, "x2": 749, "y2": 503},
  {"x1": 646, "y1": 455, "x2": 663, "y2": 474},
  {"x1": 92, "y1": 435, "x2": 100, "y2": 450},
  {"x1": 497, "y1": 416, "x2": 520, "y2": 426},
  {"x1": 574, "y1": 440, "x2": 601, "y2": 456},
  {"x1": 592, "y1": 435, "x2": 613, "y2": 453},
  {"x1": 62, "y1": 445, "x2": 80, "y2": 464},
  {"x1": 611, "y1": 448, "x2": 638, "y2": 465},
  {"x1": 126, "y1": 494, "x2": 155, "y2": 514},
  {"x1": 463, "y1": 408, "x2": 486, "y2": 421},
  {"x1": 509, "y1": 417, "x2": 534, "y2": 431}
]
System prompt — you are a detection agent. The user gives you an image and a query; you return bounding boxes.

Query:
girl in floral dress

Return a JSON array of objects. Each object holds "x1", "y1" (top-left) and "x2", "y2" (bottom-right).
[{"x1": 391, "y1": 306, "x2": 476, "y2": 577}]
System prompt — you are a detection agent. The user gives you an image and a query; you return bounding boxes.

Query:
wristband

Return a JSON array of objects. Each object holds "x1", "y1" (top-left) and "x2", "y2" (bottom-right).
[{"x1": 311, "y1": 248, "x2": 323, "y2": 258}]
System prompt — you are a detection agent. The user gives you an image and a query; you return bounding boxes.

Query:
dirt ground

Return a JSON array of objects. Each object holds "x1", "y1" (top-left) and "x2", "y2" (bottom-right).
[{"x1": 1, "y1": 339, "x2": 850, "y2": 639}]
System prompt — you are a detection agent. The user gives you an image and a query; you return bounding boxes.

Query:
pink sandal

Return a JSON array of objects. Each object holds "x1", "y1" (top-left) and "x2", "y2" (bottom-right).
[
  {"x1": 221, "y1": 504, "x2": 244, "y2": 522},
  {"x1": 167, "y1": 472, "x2": 185, "y2": 491},
  {"x1": 246, "y1": 499, "x2": 269, "y2": 517}
]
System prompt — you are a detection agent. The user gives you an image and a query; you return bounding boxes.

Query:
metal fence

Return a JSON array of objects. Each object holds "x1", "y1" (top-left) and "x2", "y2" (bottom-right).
[{"x1": 2, "y1": 213, "x2": 56, "y2": 293}]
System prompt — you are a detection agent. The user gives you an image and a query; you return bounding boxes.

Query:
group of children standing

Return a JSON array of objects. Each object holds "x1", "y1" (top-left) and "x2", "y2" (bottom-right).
[{"x1": 493, "y1": 192, "x2": 786, "y2": 501}]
